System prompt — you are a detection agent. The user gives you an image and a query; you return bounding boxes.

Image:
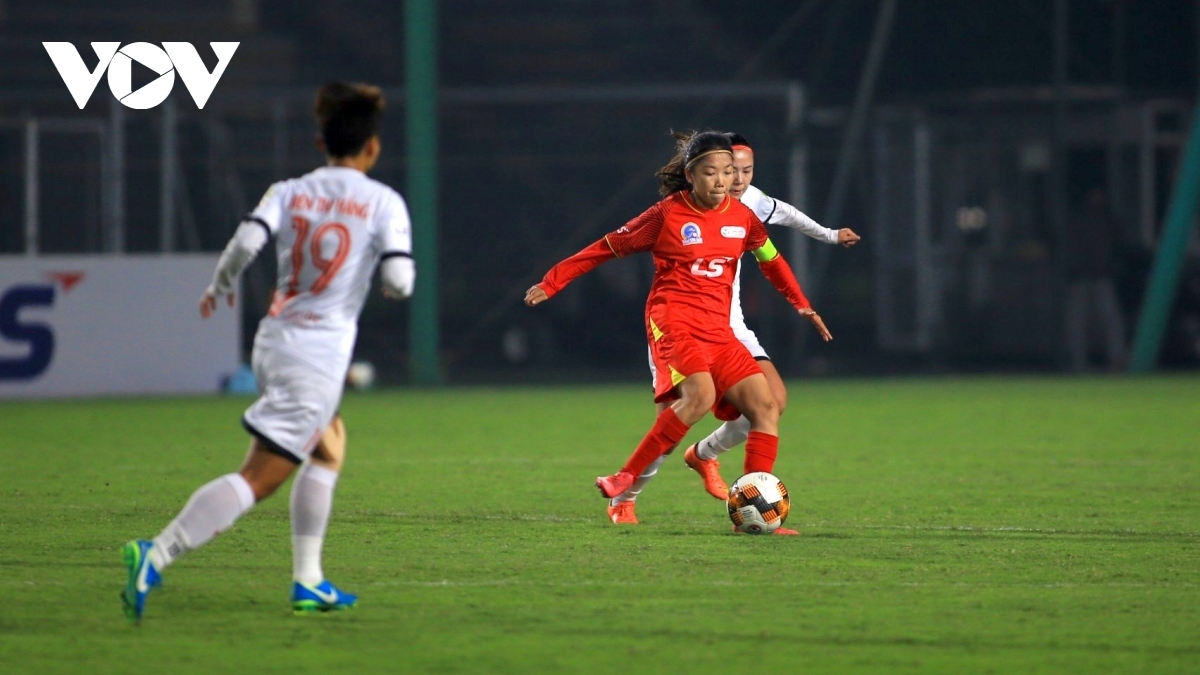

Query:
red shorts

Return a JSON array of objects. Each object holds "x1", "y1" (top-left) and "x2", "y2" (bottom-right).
[{"x1": 649, "y1": 324, "x2": 763, "y2": 421}]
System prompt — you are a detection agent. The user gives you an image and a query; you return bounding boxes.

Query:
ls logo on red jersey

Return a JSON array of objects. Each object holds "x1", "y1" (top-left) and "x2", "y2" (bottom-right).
[{"x1": 690, "y1": 257, "x2": 734, "y2": 278}]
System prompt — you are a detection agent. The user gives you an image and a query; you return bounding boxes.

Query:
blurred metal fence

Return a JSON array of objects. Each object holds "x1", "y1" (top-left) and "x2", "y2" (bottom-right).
[
  {"x1": 3, "y1": 85, "x2": 1198, "y2": 378},
  {"x1": 864, "y1": 94, "x2": 1197, "y2": 369},
  {"x1": 0, "y1": 82, "x2": 814, "y2": 381}
]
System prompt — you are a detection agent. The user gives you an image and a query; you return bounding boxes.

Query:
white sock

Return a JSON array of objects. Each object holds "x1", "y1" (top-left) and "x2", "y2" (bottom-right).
[
  {"x1": 611, "y1": 454, "x2": 667, "y2": 505},
  {"x1": 150, "y1": 473, "x2": 256, "y2": 570},
  {"x1": 696, "y1": 416, "x2": 752, "y2": 460},
  {"x1": 290, "y1": 463, "x2": 339, "y2": 586}
]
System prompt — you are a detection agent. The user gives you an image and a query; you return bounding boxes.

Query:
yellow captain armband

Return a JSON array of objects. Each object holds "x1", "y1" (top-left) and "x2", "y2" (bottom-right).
[{"x1": 752, "y1": 238, "x2": 780, "y2": 263}]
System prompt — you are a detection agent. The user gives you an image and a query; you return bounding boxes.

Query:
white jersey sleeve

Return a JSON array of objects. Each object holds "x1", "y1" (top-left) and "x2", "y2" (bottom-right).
[
  {"x1": 205, "y1": 182, "x2": 289, "y2": 297},
  {"x1": 207, "y1": 221, "x2": 269, "y2": 297},
  {"x1": 376, "y1": 190, "x2": 416, "y2": 299},
  {"x1": 247, "y1": 181, "x2": 289, "y2": 234},
  {"x1": 740, "y1": 184, "x2": 839, "y2": 244},
  {"x1": 727, "y1": 184, "x2": 835, "y2": 341},
  {"x1": 377, "y1": 190, "x2": 412, "y2": 255}
]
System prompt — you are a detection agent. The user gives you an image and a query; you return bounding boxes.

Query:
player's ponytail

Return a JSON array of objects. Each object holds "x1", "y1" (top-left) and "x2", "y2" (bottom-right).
[{"x1": 655, "y1": 130, "x2": 733, "y2": 197}]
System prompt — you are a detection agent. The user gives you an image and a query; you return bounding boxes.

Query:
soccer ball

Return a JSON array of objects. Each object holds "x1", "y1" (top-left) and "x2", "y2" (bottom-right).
[
  {"x1": 346, "y1": 360, "x2": 376, "y2": 390},
  {"x1": 727, "y1": 472, "x2": 790, "y2": 534}
]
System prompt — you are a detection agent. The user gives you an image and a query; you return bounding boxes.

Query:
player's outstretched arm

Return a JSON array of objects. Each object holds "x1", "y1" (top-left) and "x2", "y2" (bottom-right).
[
  {"x1": 752, "y1": 238, "x2": 832, "y2": 342},
  {"x1": 201, "y1": 220, "x2": 270, "y2": 318},
  {"x1": 765, "y1": 198, "x2": 837, "y2": 244},
  {"x1": 769, "y1": 198, "x2": 861, "y2": 249},
  {"x1": 526, "y1": 239, "x2": 617, "y2": 307},
  {"x1": 529, "y1": 202, "x2": 663, "y2": 307}
]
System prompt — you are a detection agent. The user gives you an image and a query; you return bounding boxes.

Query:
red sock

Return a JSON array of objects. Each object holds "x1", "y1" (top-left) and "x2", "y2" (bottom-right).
[
  {"x1": 744, "y1": 431, "x2": 779, "y2": 474},
  {"x1": 620, "y1": 407, "x2": 691, "y2": 477}
]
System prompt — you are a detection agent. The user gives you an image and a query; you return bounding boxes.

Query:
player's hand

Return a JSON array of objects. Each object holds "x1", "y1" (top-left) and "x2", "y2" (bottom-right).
[
  {"x1": 524, "y1": 285, "x2": 549, "y2": 307},
  {"x1": 837, "y1": 228, "x2": 861, "y2": 247},
  {"x1": 200, "y1": 290, "x2": 234, "y2": 319},
  {"x1": 799, "y1": 308, "x2": 832, "y2": 341}
]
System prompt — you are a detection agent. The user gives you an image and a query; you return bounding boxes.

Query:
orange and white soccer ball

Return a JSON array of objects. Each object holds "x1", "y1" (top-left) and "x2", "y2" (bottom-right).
[{"x1": 727, "y1": 472, "x2": 790, "y2": 534}]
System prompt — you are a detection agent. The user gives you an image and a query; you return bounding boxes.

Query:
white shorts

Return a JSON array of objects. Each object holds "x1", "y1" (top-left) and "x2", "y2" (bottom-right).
[
  {"x1": 242, "y1": 345, "x2": 343, "y2": 463},
  {"x1": 646, "y1": 330, "x2": 770, "y2": 387},
  {"x1": 732, "y1": 324, "x2": 769, "y2": 361}
]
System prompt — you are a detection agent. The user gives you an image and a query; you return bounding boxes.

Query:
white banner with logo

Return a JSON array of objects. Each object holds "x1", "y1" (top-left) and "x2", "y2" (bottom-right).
[{"x1": 0, "y1": 255, "x2": 239, "y2": 398}]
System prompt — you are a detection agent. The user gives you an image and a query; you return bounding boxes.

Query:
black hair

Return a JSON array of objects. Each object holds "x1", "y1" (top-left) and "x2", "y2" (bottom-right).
[
  {"x1": 655, "y1": 130, "x2": 734, "y2": 197},
  {"x1": 725, "y1": 132, "x2": 752, "y2": 149},
  {"x1": 314, "y1": 81, "x2": 386, "y2": 158}
]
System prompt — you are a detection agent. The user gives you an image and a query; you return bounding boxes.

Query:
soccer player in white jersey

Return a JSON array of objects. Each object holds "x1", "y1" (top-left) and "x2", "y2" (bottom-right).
[
  {"x1": 607, "y1": 132, "x2": 860, "y2": 527},
  {"x1": 121, "y1": 82, "x2": 415, "y2": 620}
]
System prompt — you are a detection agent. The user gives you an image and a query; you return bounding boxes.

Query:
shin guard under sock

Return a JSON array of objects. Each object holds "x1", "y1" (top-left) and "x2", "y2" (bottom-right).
[
  {"x1": 620, "y1": 407, "x2": 691, "y2": 478},
  {"x1": 743, "y1": 431, "x2": 779, "y2": 474}
]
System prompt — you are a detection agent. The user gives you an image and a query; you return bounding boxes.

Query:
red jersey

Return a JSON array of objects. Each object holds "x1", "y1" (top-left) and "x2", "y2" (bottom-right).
[{"x1": 540, "y1": 192, "x2": 809, "y2": 342}]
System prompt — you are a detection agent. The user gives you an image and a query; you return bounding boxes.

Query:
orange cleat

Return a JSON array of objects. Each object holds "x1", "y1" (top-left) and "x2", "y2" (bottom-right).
[
  {"x1": 607, "y1": 501, "x2": 638, "y2": 524},
  {"x1": 684, "y1": 444, "x2": 728, "y2": 500},
  {"x1": 595, "y1": 471, "x2": 636, "y2": 498}
]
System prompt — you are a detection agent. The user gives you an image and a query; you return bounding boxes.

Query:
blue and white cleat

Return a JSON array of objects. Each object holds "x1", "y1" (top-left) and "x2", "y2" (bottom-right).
[
  {"x1": 121, "y1": 539, "x2": 162, "y2": 621},
  {"x1": 291, "y1": 580, "x2": 358, "y2": 614}
]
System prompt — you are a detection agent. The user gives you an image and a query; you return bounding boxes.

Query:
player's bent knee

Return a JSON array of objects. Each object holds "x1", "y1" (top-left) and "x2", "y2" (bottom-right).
[
  {"x1": 685, "y1": 390, "x2": 717, "y2": 419},
  {"x1": 674, "y1": 392, "x2": 715, "y2": 425},
  {"x1": 675, "y1": 374, "x2": 716, "y2": 423},
  {"x1": 674, "y1": 401, "x2": 710, "y2": 426},
  {"x1": 240, "y1": 440, "x2": 301, "y2": 501},
  {"x1": 746, "y1": 396, "x2": 779, "y2": 426},
  {"x1": 241, "y1": 469, "x2": 288, "y2": 501},
  {"x1": 761, "y1": 362, "x2": 788, "y2": 415}
]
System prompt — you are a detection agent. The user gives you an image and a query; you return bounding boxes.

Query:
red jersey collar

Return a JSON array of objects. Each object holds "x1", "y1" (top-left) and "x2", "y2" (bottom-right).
[{"x1": 681, "y1": 191, "x2": 731, "y2": 215}]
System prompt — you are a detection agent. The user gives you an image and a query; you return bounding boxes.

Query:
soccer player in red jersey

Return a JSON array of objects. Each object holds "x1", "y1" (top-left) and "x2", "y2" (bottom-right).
[
  {"x1": 613, "y1": 132, "x2": 861, "y2": 519},
  {"x1": 525, "y1": 131, "x2": 830, "y2": 531}
]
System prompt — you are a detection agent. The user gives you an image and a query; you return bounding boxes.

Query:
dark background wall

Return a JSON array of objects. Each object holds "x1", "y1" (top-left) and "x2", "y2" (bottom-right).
[{"x1": 2, "y1": 0, "x2": 1198, "y2": 381}]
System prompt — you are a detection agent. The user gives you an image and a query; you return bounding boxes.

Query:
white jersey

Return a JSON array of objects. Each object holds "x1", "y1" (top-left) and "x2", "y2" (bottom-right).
[
  {"x1": 729, "y1": 185, "x2": 837, "y2": 337},
  {"x1": 248, "y1": 166, "x2": 412, "y2": 378}
]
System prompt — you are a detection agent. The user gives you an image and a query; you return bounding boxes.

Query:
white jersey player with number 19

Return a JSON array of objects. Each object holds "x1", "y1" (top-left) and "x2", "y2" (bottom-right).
[
  {"x1": 239, "y1": 166, "x2": 412, "y2": 456},
  {"x1": 121, "y1": 82, "x2": 412, "y2": 621}
]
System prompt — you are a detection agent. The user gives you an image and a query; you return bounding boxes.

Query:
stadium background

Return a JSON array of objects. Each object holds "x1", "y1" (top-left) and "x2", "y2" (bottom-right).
[{"x1": 2, "y1": 0, "x2": 1199, "y2": 385}]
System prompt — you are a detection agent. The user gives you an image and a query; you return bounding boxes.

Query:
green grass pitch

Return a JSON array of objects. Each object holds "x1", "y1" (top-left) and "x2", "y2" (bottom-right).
[{"x1": 2, "y1": 376, "x2": 1198, "y2": 674}]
